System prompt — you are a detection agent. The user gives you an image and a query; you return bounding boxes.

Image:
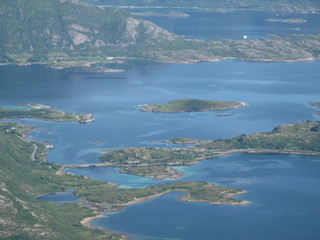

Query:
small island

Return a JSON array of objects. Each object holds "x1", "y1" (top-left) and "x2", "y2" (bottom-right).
[
  {"x1": 0, "y1": 105, "x2": 95, "y2": 123},
  {"x1": 309, "y1": 102, "x2": 320, "y2": 115},
  {"x1": 138, "y1": 99, "x2": 246, "y2": 112},
  {"x1": 266, "y1": 18, "x2": 307, "y2": 23}
]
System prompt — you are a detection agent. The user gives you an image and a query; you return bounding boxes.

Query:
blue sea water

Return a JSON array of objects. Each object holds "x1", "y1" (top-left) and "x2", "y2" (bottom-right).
[
  {"x1": 133, "y1": 10, "x2": 320, "y2": 40},
  {"x1": 0, "y1": 10, "x2": 320, "y2": 240}
]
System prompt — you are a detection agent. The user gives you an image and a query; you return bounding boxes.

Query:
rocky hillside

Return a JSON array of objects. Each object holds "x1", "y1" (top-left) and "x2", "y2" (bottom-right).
[{"x1": 0, "y1": 0, "x2": 177, "y2": 63}]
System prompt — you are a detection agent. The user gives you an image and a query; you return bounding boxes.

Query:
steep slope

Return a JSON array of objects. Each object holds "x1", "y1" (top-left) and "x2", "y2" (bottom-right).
[{"x1": 0, "y1": 0, "x2": 177, "y2": 63}]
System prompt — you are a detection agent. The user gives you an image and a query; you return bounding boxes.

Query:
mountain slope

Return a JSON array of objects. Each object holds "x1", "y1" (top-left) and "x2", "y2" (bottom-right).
[
  {"x1": 0, "y1": 0, "x2": 320, "y2": 69},
  {"x1": 0, "y1": 0, "x2": 177, "y2": 63}
]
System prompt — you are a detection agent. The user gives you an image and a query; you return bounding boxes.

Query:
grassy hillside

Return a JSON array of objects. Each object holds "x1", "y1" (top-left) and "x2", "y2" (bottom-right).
[
  {"x1": 197, "y1": 121, "x2": 320, "y2": 152},
  {"x1": 0, "y1": 0, "x2": 177, "y2": 64},
  {"x1": 0, "y1": 122, "x2": 119, "y2": 240}
]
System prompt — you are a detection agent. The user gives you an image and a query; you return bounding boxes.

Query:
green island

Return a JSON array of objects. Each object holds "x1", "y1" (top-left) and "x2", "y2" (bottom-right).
[
  {"x1": 138, "y1": 98, "x2": 246, "y2": 112},
  {"x1": 309, "y1": 102, "x2": 320, "y2": 115},
  {"x1": 0, "y1": 106, "x2": 94, "y2": 123},
  {"x1": 97, "y1": 121, "x2": 320, "y2": 180},
  {"x1": 0, "y1": 123, "x2": 247, "y2": 239}
]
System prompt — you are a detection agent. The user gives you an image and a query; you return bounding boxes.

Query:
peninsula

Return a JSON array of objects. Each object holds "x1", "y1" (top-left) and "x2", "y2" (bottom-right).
[
  {"x1": 138, "y1": 99, "x2": 246, "y2": 112},
  {"x1": 0, "y1": 105, "x2": 94, "y2": 123},
  {"x1": 97, "y1": 121, "x2": 320, "y2": 180}
]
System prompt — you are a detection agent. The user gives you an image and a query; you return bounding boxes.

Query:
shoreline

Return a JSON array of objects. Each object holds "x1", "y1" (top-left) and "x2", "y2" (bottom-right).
[
  {"x1": 0, "y1": 111, "x2": 95, "y2": 123},
  {"x1": 79, "y1": 188, "x2": 249, "y2": 239},
  {"x1": 81, "y1": 215, "x2": 128, "y2": 240},
  {"x1": 180, "y1": 190, "x2": 251, "y2": 206},
  {"x1": 138, "y1": 101, "x2": 247, "y2": 113},
  {"x1": 1, "y1": 57, "x2": 320, "y2": 73}
]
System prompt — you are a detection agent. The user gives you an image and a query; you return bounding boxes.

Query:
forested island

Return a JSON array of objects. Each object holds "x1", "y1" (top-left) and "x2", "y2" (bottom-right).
[{"x1": 138, "y1": 99, "x2": 246, "y2": 112}]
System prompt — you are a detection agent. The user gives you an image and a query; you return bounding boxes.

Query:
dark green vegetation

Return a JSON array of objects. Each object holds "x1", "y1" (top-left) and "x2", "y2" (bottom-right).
[
  {"x1": 0, "y1": 107, "x2": 93, "y2": 122},
  {"x1": 0, "y1": 122, "x2": 245, "y2": 239},
  {"x1": 309, "y1": 102, "x2": 320, "y2": 115},
  {"x1": 1, "y1": 0, "x2": 320, "y2": 70},
  {"x1": 139, "y1": 99, "x2": 246, "y2": 112},
  {"x1": 197, "y1": 121, "x2": 320, "y2": 152},
  {"x1": 85, "y1": 0, "x2": 320, "y2": 13}
]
